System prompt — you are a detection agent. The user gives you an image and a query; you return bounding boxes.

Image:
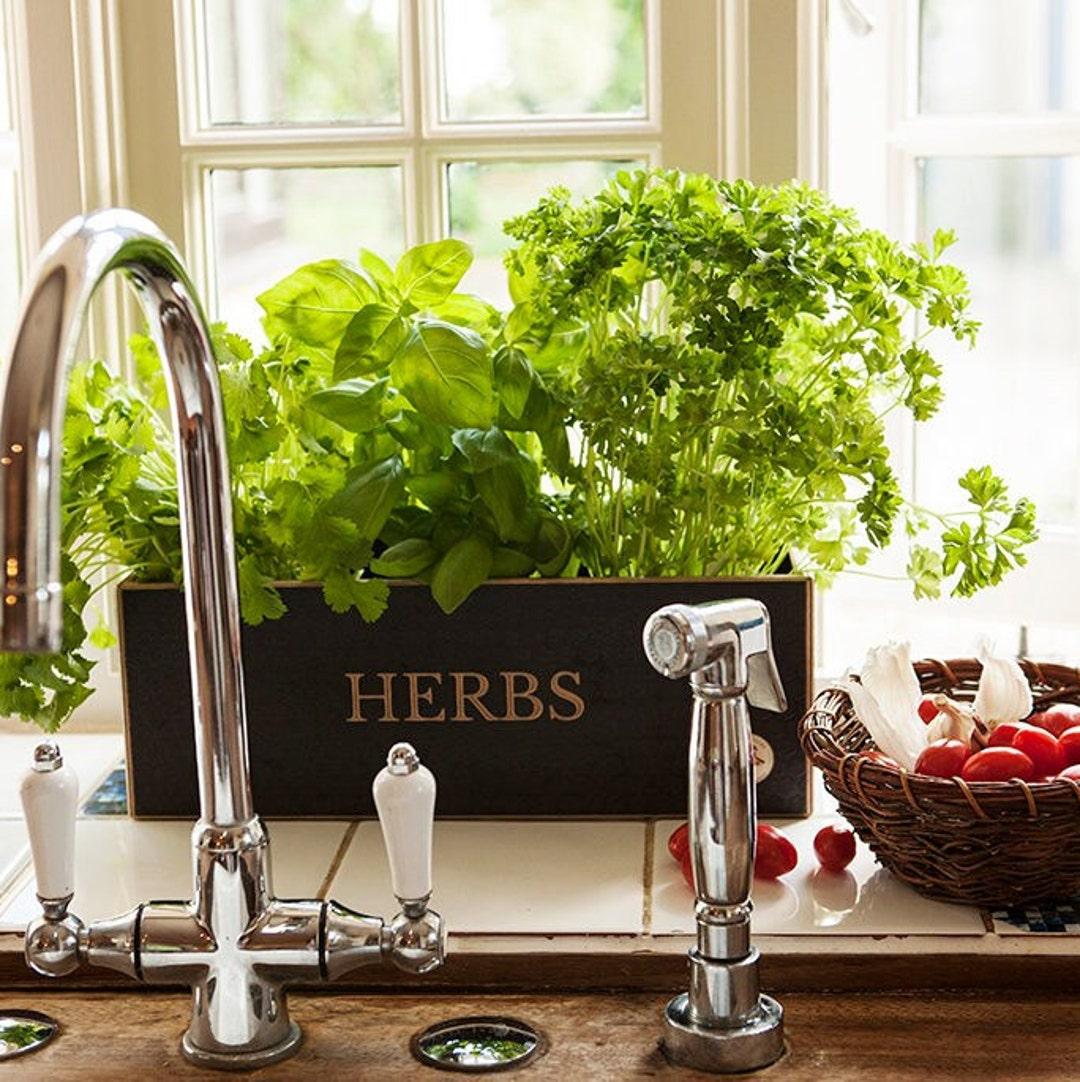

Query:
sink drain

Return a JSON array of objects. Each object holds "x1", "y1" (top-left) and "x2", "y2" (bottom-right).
[
  {"x1": 0, "y1": 1010, "x2": 59, "y2": 1061},
  {"x1": 411, "y1": 1016, "x2": 543, "y2": 1072}
]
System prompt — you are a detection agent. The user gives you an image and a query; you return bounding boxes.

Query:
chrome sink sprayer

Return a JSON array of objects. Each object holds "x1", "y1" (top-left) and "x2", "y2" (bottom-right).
[
  {"x1": 643, "y1": 599, "x2": 788, "y2": 1073},
  {"x1": 5, "y1": 210, "x2": 445, "y2": 1070}
]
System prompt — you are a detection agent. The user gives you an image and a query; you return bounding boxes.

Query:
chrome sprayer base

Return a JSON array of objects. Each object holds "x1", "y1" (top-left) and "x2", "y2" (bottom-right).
[
  {"x1": 661, "y1": 992, "x2": 784, "y2": 1074},
  {"x1": 182, "y1": 1022, "x2": 302, "y2": 1072}
]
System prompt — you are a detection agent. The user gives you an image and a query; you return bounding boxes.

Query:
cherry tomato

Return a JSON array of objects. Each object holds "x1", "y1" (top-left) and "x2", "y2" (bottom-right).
[
  {"x1": 668, "y1": 822, "x2": 689, "y2": 865},
  {"x1": 1059, "y1": 726, "x2": 1080, "y2": 767},
  {"x1": 988, "y1": 720, "x2": 1038, "y2": 748},
  {"x1": 813, "y1": 824, "x2": 857, "y2": 871},
  {"x1": 1012, "y1": 727, "x2": 1065, "y2": 777},
  {"x1": 1030, "y1": 704, "x2": 1080, "y2": 738},
  {"x1": 914, "y1": 738, "x2": 970, "y2": 779},
  {"x1": 861, "y1": 749, "x2": 898, "y2": 767},
  {"x1": 961, "y1": 746, "x2": 1036, "y2": 783},
  {"x1": 1057, "y1": 764, "x2": 1080, "y2": 782},
  {"x1": 679, "y1": 852, "x2": 695, "y2": 890},
  {"x1": 917, "y1": 695, "x2": 940, "y2": 724},
  {"x1": 755, "y1": 824, "x2": 797, "y2": 879}
]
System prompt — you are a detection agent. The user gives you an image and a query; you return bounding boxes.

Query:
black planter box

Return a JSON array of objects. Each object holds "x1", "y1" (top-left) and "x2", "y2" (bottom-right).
[{"x1": 119, "y1": 577, "x2": 812, "y2": 819}]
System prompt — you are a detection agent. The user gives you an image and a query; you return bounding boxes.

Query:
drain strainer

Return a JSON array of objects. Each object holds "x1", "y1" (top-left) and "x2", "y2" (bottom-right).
[
  {"x1": 0, "y1": 1010, "x2": 59, "y2": 1061},
  {"x1": 411, "y1": 1016, "x2": 543, "y2": 1072}
]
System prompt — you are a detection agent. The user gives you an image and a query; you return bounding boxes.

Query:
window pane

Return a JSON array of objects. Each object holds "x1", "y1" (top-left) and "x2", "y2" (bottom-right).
[
  {"x1": 920, "y1": 0, "x2": 1080, "y2": 113},
  {"x1": 439, "y1": 0, "x2": 646, "y2": 121},
  {"x1": 211, "y1": 166, "x2": 404, "y2": 340},
  {"x1": 915, "y1": 157, "x2": 1080, "y2": 527},
  {"x1": 204, "y1": 0, "x2": 400, "y2": 126},
  {"x1": 448, "y1": 159, "x2": 636, "y2": 304}
]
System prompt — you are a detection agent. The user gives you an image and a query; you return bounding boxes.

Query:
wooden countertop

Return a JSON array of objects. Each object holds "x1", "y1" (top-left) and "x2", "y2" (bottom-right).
[{"x1": 0, "y1": 989, "x2": 1075, "y2": 1080}]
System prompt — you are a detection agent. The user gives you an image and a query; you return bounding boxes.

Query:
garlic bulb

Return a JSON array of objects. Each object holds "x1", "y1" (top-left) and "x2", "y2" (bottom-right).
[
  {"x1": 973, "y1": 642, "x2": 1032, "y2": 730},
  {"x1": 925, "y1": 694, "x2": 978, "y2": 746},
  {"x1": 834, "y1": 642, "x2": 926, "y2": 770}
]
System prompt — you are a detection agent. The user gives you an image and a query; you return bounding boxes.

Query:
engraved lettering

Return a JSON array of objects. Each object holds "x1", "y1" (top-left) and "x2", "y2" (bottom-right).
[
  {"x1": 451, "y1": 671, "x2": 498, "y2": 721},
  {"x1": 404, "y1": 672, "x2": 446, "y2": 722},
  {"x1": 501, "y1": 671, "x2": 543, "y2": 721},
  {"x1": 548, "y1": 670, "x2": 585, "y2": 721},
  {"x1": 345, "y1": 672, "x2": 397, "y2": 722}
]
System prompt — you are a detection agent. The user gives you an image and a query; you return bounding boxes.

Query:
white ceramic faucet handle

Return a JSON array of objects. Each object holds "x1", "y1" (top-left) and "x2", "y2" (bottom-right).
[
  {"x1": 373, "y1": 743, "x2": 435, "y2": 904},
  {"x1": 19, "y1": 740, "x2": 78, "y2": 906}
]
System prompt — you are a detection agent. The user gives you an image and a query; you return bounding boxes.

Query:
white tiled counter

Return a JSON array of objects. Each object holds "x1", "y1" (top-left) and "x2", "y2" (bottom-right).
[{"x1": 2, "y1": 732, "x2": 1079, "y2": 986}]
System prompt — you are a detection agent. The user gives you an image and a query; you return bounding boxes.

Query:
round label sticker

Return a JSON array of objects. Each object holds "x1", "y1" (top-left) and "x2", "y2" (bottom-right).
[{"x1": 752, "y1": 735, "x2": 775, "y2": 783}]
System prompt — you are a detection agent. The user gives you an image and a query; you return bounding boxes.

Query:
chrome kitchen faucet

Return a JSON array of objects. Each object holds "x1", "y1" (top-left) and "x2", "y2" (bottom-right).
[
  {"x1": 643, "y1": 599, "x2": 788, "y2": 1073},
  {"x1": 5, "y1": 210, "x2": 445, "y2": 1070}
]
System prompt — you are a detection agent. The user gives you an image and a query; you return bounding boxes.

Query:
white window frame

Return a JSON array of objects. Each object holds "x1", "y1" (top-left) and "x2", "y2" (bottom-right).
[{"x1": 824, "y1": 0, "x2": 1080, "y2": 672}]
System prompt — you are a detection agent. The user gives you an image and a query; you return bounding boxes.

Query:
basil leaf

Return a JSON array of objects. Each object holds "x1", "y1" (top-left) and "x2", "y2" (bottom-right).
[
  {"x1": 334, "y1": 304, "x2": 409, "y2": 380},
  {"x1": 390, "y1": 320, "x2": 495, "y2": 428},
  {"x1": 257, "y1": 260, "x2": 375, "y2": 359},
  {"x1": 451, "y1": 426, "x2": 520, "y2": 472},
  {"x1": 307, "y1": 377, "x2": 389, "y2": 433},
  {"x1": 325, "y1": 456, "x2": 406, "y2": 540},
  {"x1": 395, "y1": 239, "x2": 473, "y2": 307},
  {"x1": 370, "y1": 538, "x2": 439, "y2": 577},
  {"x1": 492, "y1": 547, "x2": 535, "y2": 577},
  {"x1": 475, "y1": 463, "x2": 533, "y2": 543},
  {"x1": 359, "y1": 247, "x2": 395, "y2": 292},
  {"x1": 493, "y1": 346, "x2": 534, "y2": 420},
  {"x1": 431, "y1": 534, "x2": 493, "y2": 614}
]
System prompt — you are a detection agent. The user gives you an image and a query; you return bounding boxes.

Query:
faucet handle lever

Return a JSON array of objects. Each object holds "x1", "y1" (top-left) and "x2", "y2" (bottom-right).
[
  {"x1": 20, "y1": 740, "x2": 78, "y2": 912},
  {"x1": 373, "y1": 742, "x2": 435, "y2": 906}
]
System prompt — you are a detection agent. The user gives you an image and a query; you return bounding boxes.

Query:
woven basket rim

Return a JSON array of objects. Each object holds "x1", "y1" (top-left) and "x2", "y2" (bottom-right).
[{"x1": 802, "y1": 657, "x2": 1080, "y2": 812}]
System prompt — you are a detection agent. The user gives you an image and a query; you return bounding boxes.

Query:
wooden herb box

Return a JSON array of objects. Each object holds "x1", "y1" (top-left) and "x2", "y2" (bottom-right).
[{"x1": 118, "y1": 577, "x2": 812, "y2": 819}]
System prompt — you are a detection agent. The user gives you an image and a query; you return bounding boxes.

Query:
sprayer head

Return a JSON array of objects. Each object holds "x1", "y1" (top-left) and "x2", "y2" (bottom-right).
[{"x1": 642, "y1": 599, "x2": 787, "y2": 712}]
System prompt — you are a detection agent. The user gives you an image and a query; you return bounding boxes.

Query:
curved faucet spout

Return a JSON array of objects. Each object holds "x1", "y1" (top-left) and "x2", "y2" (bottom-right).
[{"x1": 0, "y1": 208, "x2": 252, "y2": 827}]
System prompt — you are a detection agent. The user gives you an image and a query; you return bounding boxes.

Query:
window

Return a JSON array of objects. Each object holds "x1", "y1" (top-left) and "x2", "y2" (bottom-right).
[
  {"x1": 171, "y1": 0, "x2": 668, "y2": 338},
  {"x1": 826, "y1": 0, "x2": 1080, "y2": 671}
]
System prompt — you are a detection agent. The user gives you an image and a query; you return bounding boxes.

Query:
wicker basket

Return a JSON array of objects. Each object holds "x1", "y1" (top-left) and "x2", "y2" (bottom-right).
[{"x1": 801, "y1": 658, "x2": 1080, "y2": 907}]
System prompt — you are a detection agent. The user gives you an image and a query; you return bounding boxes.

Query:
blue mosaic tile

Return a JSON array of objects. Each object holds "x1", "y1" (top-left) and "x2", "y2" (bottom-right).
[
  {"x1": 992, "y1": 901, "x2": 1080, "y2": 934},
  {"x1": 81, "y1": 763, "x2": 127, "y2": 817}
]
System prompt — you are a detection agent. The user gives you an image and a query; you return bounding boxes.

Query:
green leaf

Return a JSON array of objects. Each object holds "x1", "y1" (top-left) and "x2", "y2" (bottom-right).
[
  {"x1": 406, "y1": 472, "x2": 459, "y2": 507},
  {"x1": 257, "y1": 260, "x2": 375, "y2": 358},
  {"x1": 307, "y1": 378, "x2": 389, "y2": 433},
  {"x1": 451, "y1": 426, "x2": 520, "y2": 472},
  {"x1": 430, "y1": 534, "x2": 493, "y2": 614},
  {"x1": 333, "y1": 304, "x2": 409, "y2": 380},
  {"x1": 323, "y1": 574, "x2": 390, "y2": 622},
  {"x1": 390, "y1": 320, "x2": 495, "y2": 428},
  {"x1": 237, "y1": 555, "x2": 287, "y2": 626},
  {"x1": 475, "y1": 464, "x2": 533, "y2": 543},
  {"x1": 325, "y1": 456, "x2": 406, "y2": 540},
  {"x1": 395, "y1": 239, "x2": 473, "y2": 307},
  {"x1": 371, "y1": 538, "x2": 439, "y2": 577},
  {"x1": 359, "y1": 248, "x2": 395, "y2": 292},
  {"x1": 493, "y1": 347, "x2": 535, "y2": 420},
  {"x1": 492, "y1": 546, "x2": 535, "y2": 577}
]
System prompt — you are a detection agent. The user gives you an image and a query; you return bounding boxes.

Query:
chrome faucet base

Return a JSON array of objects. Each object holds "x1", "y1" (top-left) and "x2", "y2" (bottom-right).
[
  {"x1": 182, "y1": 1022, "x2": 302, "y2": 1072},
  {"x1": 662, "y1": 992, "x2": 784, "y2": 1074}
]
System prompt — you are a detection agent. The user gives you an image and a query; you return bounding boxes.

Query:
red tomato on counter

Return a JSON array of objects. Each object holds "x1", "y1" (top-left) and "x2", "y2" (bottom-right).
[
  {"x1": 679, "y1": 852, "x2": 695, "y2": 890},
  {"x1": 668, "y1": 822, "x2": 690, "y2": 865},
  {"x1": 914, "y1": 739, "x2": 970, "y2": 779},
  {"x1": 1030, "y1": 704, "x2": 1080, "y2": 738},
  {"x1": 1012, "y1": 727, "x2": 1065, "y2": 777},
  {"x1": 813, "y1": 824, "x2": 857, "y2": 872},
  {"x1": 1059, "y1": 726, "x2": 1080, "y2": 767},
  {"x1": 755, "y1": 824, "x2": 798, "y2": 879},
  {"x1": 961, "y1": 747, "x2": 1036, "y2": 783}
]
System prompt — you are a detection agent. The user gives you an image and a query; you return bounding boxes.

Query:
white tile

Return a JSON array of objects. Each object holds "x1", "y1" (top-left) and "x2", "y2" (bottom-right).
[
  {"x1": 0, "y1": 819, "x2": 27, "y2": 894},
  {"x1": 650, "y1": 816, "x2": 985, "y2": 937},
  {"x1": 330, "y1": 820, "x2": 646, "y2": 935},
  {"x1": 0, "y1": 733, "x2": 122, "y2": 817},
  {"x1": 0, "y1": 817, "x2": 349, "y2": 930}
]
